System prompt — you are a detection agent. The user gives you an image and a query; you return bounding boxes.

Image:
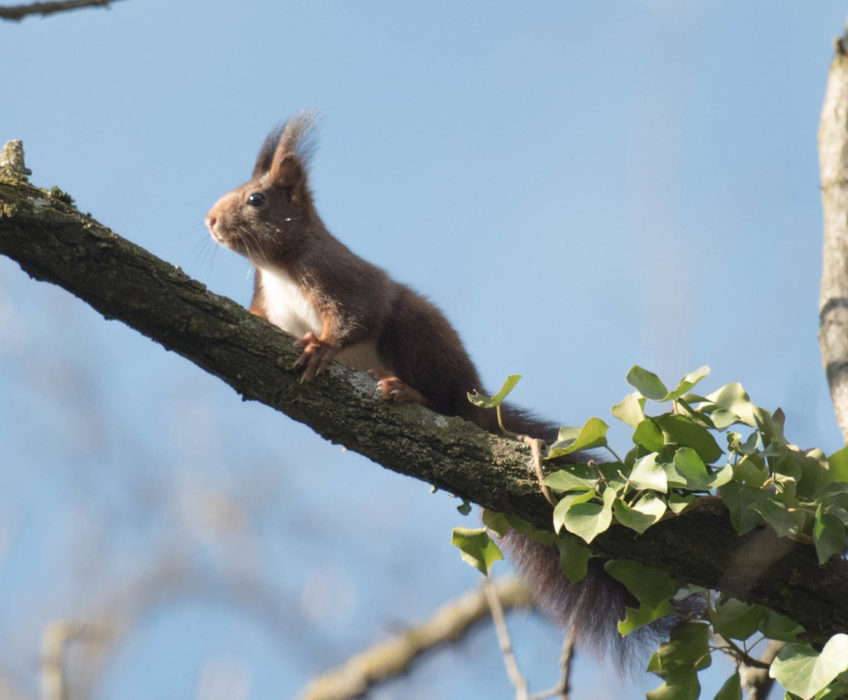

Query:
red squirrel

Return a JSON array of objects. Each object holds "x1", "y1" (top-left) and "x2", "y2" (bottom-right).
[{"x1": 205, "y1": 114, "x2": 638, "y2": 655}]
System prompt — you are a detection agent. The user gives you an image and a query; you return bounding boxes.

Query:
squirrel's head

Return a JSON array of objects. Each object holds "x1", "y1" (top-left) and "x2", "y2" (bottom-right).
[{"x1": 206, "y1": 113, "x2": 318, "y2": 266}]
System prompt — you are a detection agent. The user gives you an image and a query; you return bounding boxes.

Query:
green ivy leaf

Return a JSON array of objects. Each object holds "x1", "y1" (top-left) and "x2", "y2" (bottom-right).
[
  {"x1": 754, "y1": 405, "x2": 787, "y2": 448},
  {"x1": 611, "y1": 391, "x2": 646, "y2": 428},
  {"x1": 630, "y1": 453, "x2": 669, "y2": 493},
  {"x1": 467, "y1": 374, "x2": 522, "y2": 408},
  {"x1": 547, "y1": 417, "x2": 609, "y2": 458},
  {"x1": 672, "y1": 447, "x2": 712, "y2": 490},
  {"x1": 663, "y1": 365, "x2": 711, "y2": 402},
  {"x1": 647, "y1": 622, "x2": 711, "y2": 700},
  {"x1": 606, "y1": 559, "x2": 681, "y2": 610},
  {"x1": 542, "y1": 470, "x2": 598, "y2": 493},
  {"x1": 709, "y1": 409, "x2": 743, "y2": 431},
  {"x1": 627, "y1": 365, "x2": 669, "y2": 401},
  {"x1": 489, "y1": 374, "x2": 522, "y2": 405},
  {"x1": 713, "y1": 672, "x2": 743, "y2": 700},
  {"x1": 557, "y1": 536, "x2": 592, "y2": 583},
  {"x1": 450, "y1": 527, "x2": 503, "y2": 576},
  {"x1": 646, "y1": 668, "x2": 701, "y2": 700},
  {"x1": 828, "y1": 445, "x2": 848, "y2": 483},
  {"x1": 791, "y1": 449, "x2": 832, "y2": 501},
  {"x1": 732, "y1": 453, "x2": 768, "y2": 488},
  {"x1": 559, "y1": 487, "x2": 615, "y2": 543},
  {"x1": 656, "y1": 414, "x2": 723, "y2": 464},
  {"x1": 605, "y1": 559, "x2": 681, "y2": 636},
  {"x1": 596, "y1": 461, "x2": 629, "y2": 491},
  {"x1": 633, "y1": 418, "x2": 665, "y2": 452},
  {"x1": 816, "y1": 683, "x2": 848, "y2": 700},
  {"x1": 618, "y1": 598, "x2": 675, "y2": 637},
  {"x1": 456, "y1": 499, "x2": 472, "y2": 516},
  {"x1": 647, "y1": 622, "x2": 711, "y2": 676},
  {"x1": 712, "y1": 598, "x2": 766, "y2": 640},
  {"x1": 676, "y1": 398, "x2": 717, "y2": 430},
  {"x1": 769, "y1": 635, "x2": 848, "y2": 700},
  {"x1": 759, "y1": 609, "x2": 803, "y2": 642},
  {"x1": 668, "y1": 447, "x2": 734, "y2": 491},
  {"x1": 552, "y1": 489, "x2": 596, "y2": 534},
  {"x1": 614, "y1": 492, "x2": 667, "y2": 533},
  {"x1": 750, "y1": 499, "x2": 806, "y2": 538},
  {"x1": 711, "y1": 463, "x2": 734, "y2": 489},
  {"x1": 706, "y1": 382, "x2": 757, "y2": 427},
  {"x1": 481, "y1": 509, "x2": 511, "y2": 538},
  {"x1": 718, "y1": 481, "x2": 764, "y2": 535},
  {"x1": 739, "y1": 431, "x2": 760, "y2": 456},
  {"x1": 668, "y1": 492, "x2": 695, "y2": 514},
  {"x1": 813, "y1": 505, "x2": 846, "y2": 565}
]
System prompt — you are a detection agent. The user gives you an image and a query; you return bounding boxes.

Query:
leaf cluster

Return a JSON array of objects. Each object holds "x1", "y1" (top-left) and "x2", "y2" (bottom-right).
[{"x1": 452, "y1": 367, "x2": 848, "y2": 699}]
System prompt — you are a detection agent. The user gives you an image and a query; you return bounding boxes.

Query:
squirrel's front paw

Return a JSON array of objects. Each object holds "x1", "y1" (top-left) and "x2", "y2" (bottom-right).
[{"x1": 294, "y1": 332, "x2": 339, "y2": 381}]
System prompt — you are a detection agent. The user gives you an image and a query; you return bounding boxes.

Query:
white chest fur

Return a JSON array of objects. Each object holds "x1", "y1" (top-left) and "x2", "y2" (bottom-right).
[
  {"x1": 257, "y1": 265, "x2": 322, "y2": 338},
  {"x1": 256, "y1": 265, "x2": 382, "y2": 372}
]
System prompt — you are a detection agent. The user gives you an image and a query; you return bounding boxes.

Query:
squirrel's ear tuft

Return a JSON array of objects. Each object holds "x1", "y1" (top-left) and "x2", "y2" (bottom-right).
[
  {"x1": 254, "y1": 110, "x2": 318, "y2": 179},
  {"x1": 279, "y1": 110, "x2": 319, "y2": 162},
  {"x1": 253, "y1": 125, "x2": 285, "y2": 178}
]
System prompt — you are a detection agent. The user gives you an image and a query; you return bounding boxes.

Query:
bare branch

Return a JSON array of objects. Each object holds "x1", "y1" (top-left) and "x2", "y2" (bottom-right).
[
  {"x1": 484, "y1": 577, "x2": 529, "y2": 700},
  {"x1": 0, "y1": 0, "x2": 124, "y2": 21},
  {"x1": 819, "y1": 20, "x2": 848, "y2": 442},
  {"x1": 530, "y1": 625, "x2": 576, "y2": 700},
  {"x1": 2, "y1": 167, "x2": 848, "y2": 646},
  {"x1": 741, "y1": 640, "x2": 784, "y2": 700},
  {"x1": 40, "y1": 620, "x2": 114, "y2": 700},
  {"x1": 297, "y1": 577, "x2": 533, "y2": 700}
]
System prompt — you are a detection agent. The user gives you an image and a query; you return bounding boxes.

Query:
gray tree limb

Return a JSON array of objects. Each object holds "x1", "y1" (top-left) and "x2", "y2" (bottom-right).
[
  {"x1": 819, "y1": 21, "x2": 848, "y2": 443},
  {"x1": 1, "y1": 159, "x2": 848, "y2": 648}
]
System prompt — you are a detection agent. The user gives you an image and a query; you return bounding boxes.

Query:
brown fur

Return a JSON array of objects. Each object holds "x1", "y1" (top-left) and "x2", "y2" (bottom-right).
[{"x1": 206, "y1": 114, "x2": 639, "y2": 658}]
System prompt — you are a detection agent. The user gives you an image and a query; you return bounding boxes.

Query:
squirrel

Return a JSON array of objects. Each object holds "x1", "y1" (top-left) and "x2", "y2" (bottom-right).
[{"x1": 205, "y1": 113, "x2": 640, "y2": 657}]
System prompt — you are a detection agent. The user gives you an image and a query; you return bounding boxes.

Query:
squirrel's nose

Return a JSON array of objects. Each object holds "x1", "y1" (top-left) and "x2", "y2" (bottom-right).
[{"x1": 205, "y1": 214, "x2": 217, "y2": 232}]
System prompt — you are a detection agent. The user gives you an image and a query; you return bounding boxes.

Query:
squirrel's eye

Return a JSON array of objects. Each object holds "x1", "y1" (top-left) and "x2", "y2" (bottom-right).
[{"x1": 247, "y1": 192, "x2": 266, "y2": 207}]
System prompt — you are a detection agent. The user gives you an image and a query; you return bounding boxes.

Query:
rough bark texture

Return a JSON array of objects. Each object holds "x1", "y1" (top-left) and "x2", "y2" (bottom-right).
[
  {"x1": 1, "y1": 169, "x2": 848, "y2": 648},
  {"x1": 819, "y1": 27, "x2": 848, "y2": 443}
]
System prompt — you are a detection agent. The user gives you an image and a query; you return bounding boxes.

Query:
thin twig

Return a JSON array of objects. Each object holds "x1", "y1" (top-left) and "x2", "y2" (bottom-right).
[
  {"x1": 558, "y1": 626, "x2": 576, "y2": 700},
  {"x1": 523, "y1": 436, "x2": 555, "y2": 506},
  {"x1": 530, "y1": 626, "x2": 577, "y2": 700},
  {"x1": 0, "y1": 0, "x2": 124, "y2": 21},
  {"x1": 483, "y1": 576, "x2": 529, "y2": 700},
  {"x1": 714, "y1": 636, "x2": 772, "y2": 671}
]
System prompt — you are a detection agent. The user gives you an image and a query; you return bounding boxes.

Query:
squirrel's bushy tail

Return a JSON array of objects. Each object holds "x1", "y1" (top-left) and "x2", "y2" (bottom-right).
[
  {"x1": 499, "y1": 531, "x2": 637, "y2": 657},
  {"x1": 492, "y1": 406, "x2": 666, "y2": 660}
]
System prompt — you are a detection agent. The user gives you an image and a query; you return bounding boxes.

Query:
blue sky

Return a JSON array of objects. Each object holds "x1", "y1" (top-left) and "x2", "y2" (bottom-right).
[{"x1": 2, "y1": 1, "x2": 847, "y2": 698}]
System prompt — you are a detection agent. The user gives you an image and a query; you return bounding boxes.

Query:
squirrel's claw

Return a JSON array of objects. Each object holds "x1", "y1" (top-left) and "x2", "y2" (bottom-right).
[{"x1": 294, "y1": 332, "x2": 339, "y2": 381}]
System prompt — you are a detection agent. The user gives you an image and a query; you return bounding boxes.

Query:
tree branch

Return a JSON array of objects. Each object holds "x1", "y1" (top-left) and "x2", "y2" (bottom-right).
[
  {"x1": 1, "y1": 162, "x2": 848, "y2": 648},
  {"x1": 740, "y1": 640, "x2": 784, "y2": 700},
  {"x1": 0, "y1": 0, "x2": 124, "y2": 21},
  {"x1": 298, "y1": 577, "x2": 533, "y2": 700},
  {"x1": 819, "y1": 20, "x2": 848, "y2": 442}
]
